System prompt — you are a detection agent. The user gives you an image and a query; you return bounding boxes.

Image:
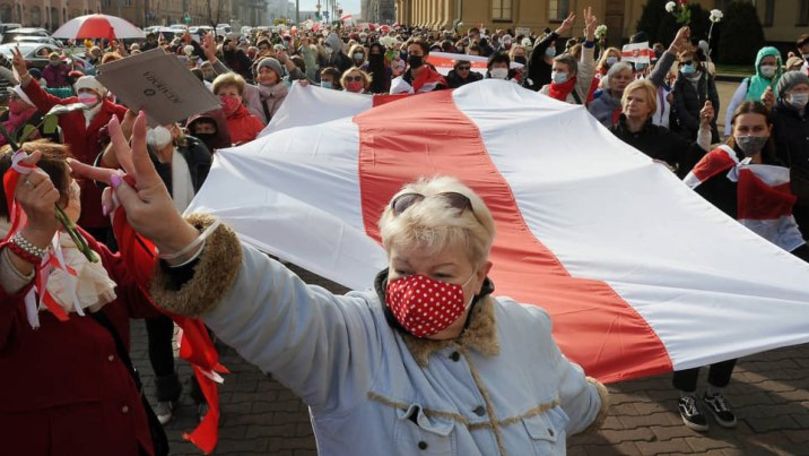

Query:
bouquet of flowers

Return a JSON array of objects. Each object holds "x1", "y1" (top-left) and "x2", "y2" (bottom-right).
[{"x1": 665, "y1": 0, "x2": 691, "y2": 25}]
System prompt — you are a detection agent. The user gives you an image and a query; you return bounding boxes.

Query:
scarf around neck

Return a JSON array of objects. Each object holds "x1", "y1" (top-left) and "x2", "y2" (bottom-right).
[{"x1": 548, "y1": 76, "x2": 578, "y2": 102}]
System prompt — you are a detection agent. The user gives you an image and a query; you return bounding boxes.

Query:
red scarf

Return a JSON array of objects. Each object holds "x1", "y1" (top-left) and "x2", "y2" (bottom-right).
[
  {"x1": 112, "y1": 203, "x2": 227, "y2": 454},
  {"x1": 548, "y1": 77, "x2": 578, "y2": 102}
]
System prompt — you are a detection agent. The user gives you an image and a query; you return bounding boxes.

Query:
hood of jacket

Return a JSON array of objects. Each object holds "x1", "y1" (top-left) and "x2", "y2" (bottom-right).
[{"x1": 755, "y1": 46, "x2": 782, "y2": 77}]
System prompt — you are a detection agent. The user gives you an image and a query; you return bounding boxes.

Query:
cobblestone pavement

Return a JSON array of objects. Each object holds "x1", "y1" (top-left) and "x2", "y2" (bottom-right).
[{"x1": 131, "y1": 264, "x2": 809, "y2": 456}]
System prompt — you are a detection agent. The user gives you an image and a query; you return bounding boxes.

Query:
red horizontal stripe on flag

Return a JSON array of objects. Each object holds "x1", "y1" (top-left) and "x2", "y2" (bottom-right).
[
  {"x1": 737, "y1": 169, "x2": 797, "y2": 220},
  {"x1": 355, "y1": 90, "x2": 671, "y2": 382}
]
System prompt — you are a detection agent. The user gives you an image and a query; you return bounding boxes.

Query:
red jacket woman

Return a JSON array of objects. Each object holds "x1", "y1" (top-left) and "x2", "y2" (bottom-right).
[
  {"x1": 212, "y1": 72, "x2": 266, "y2": 146},
  {"x1": 0, "y1": 142, "x2": 159, "y2": 456},
  {"x1": 13, "y1": 48, "x2": 127, "y2": 234}
]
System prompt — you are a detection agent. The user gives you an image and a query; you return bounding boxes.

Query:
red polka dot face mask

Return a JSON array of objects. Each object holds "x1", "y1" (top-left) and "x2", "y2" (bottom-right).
[{"x1": 386, "y1": 273, "x2": 476, "y2": 338}]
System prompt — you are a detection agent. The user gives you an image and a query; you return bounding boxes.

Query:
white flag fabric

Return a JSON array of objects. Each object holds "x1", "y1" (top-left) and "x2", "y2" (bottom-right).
[{"x1": 189, "y1": 80, "x2": 809, "y2": 383}]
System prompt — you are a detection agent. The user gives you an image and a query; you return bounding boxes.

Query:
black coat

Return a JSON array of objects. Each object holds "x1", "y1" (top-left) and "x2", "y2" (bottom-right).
[
  {"x1": 151, "y1": 136, "x2": 213, "y2": 195},
  {"x1": 772, "y1": 100, "x2": 809, "y2": 239},
  {"x1": 609, "y1": 116, "x2": 706, "y2": 178},
  {"x1": 524, "y1": 32, "x2": 557, "y2": 91},
  {"x1": 671, "y1": 72, "x2": 720, "y2": 142},
  {"x1": 446, "y1": 69, "x2": 483, "y2": 88}
]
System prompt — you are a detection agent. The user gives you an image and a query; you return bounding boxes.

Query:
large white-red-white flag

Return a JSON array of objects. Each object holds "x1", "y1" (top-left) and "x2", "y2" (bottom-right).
[{"x1": 189, "y1": 80, "x2": 809, "y2": 383}]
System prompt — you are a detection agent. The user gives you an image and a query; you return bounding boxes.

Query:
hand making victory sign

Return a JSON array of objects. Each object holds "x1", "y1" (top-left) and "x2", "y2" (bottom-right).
[{"x1": 69, "y1": 112, "x2": 200, "y2": 264}]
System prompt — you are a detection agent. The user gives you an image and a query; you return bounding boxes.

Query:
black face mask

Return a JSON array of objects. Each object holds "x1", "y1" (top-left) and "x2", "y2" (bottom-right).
[
  {"x1": 369, "y1": 53, "x2": 384, "y2": 63},
  {"x1": 194, "y1": 132, "x2": 217, "y2": 145},
  {"x1": 408, "y1": 54, "x2": 424, "y2": 69},
  {"x1": 514, "y1": 56, "x2": 527, "y2": 65}
]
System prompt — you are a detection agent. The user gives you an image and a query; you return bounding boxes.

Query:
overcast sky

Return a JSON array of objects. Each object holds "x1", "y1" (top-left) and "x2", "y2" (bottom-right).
[{"x1": 297, "y1": 0, "x2": 361, "y2": 15}]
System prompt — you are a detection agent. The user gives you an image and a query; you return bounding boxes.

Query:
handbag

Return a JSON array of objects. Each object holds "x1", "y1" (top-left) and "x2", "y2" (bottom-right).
[{"x1": 90, "y1": 311, "x2": 170, "y2": 456}]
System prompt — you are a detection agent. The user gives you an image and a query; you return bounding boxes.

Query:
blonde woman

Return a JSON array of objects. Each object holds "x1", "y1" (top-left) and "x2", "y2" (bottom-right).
[
  {"x1": 341, "y1": 67, "x2": 372, "y2": 94},
  {"x1": 73, "y1": 113, "x2": 610, "y2": 455}
]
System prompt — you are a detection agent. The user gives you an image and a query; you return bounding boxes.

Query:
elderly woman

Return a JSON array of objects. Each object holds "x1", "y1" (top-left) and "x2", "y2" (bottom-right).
[
  {"x1": 0, "y1": 141, "x2": 166, "y2": 455},
  {"x1": 341, "y1": 67, "x2": 372, "y2": 94},
  {"x1": 211, "y1": 73, "x2": 264, "y2": 145},
  {"x1": 610, "y1": 79, "x2": 712, "y2": 177},
  {"x1": 78, "y1": 112, "x2": 609, "y2": 455}
]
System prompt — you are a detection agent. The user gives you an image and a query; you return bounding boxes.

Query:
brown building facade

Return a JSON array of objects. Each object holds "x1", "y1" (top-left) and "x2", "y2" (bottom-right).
[
  {"x1": 395, "y1": 0, "x2": 809, "y2": 46},
  {"x1": 2, "y1": 0, "x2": 268, "y2": 29}
]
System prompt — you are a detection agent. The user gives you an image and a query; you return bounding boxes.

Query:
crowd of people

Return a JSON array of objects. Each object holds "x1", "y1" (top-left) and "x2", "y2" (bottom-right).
[{"x1": 1, "y1": 7, "x2": 809, "y2": 454}]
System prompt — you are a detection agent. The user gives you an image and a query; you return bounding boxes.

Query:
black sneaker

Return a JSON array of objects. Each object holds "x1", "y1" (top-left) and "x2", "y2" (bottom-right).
[
  {"x1": 678, "y1": 394, "x2": 709, "y2": 431},
  {"x1": 703, "y1": 391, "x2": 737, "y2": 428}
]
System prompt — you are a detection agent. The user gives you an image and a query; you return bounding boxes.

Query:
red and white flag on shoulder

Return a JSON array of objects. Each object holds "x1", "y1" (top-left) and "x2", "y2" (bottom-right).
[
  {"x1": 191, "y1": 81, "x2": 809, "y2": 383},
  {"x1": 684, "y1": 145, "x2": 805, "y2": 252}
]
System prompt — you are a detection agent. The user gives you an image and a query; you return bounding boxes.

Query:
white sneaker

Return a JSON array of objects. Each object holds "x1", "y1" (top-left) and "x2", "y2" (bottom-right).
[{"x1": 155, "y1": 401, "x2": 175, "y2": 425}]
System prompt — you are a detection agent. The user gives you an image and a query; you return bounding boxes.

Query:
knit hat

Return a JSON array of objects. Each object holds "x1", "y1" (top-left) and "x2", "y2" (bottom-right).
[
  {"x1": 776, "y1": 71, "x2": 809, "y2": 99},
  {"x1": 74, "y1": 75, "x2": 108, "y2": 97},
  {"x1": 257, "y1": 57, "x2": 283, "y2": 77}
]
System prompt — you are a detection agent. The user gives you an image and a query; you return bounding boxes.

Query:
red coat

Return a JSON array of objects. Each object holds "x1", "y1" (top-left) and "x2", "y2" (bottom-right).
[
  {"x1": 225, "y1": 104, "x2": 264, "y2": 145},
  {"x1": 23, "y1": 81, "x2": 127, "y2": 230},
  {"x1": 0, "y1": 232, "x2": 160, "y2": 456}
]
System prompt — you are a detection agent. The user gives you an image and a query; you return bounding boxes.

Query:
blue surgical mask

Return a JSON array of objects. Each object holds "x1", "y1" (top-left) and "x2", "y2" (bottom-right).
[
  {"x1": 681, "y1": 64, "x2": 696, "y2": 75},
  {"x1": 551, "y1": 70, "x2": 569, "y2": 84},
  {"x1": 606, "y1": 56, "x2": 618, "y2": 66},
  {"x1": 321, "y1": 80, "x2": 333, "y2": 89},
  {"x1": 545, "y1": 47, "x2": 556, "y2": 58}
]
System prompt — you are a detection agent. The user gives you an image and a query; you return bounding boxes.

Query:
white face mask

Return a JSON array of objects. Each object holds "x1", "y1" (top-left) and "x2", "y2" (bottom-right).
[
  {"x1": 759, "y1": 65, "x2": 777, "y2": 78},
  {"x1": 353, "y1": 52, "x2": 364, "y2": 61},
  {"x1": 551, "y1": 70, "x2": 569, "y2": 84},
  {"x1": 146, "y1": 126, "x2": 173, "y2": 149},
  {"x1": 77, "y1": 92, "x2": 99, "y2": 107},
  {"x1": 788, "y1": 92, "x2": 809, "y2": 111},
  {"x1": 490, "y1": 67, "x2": 508, "y2": 79}
]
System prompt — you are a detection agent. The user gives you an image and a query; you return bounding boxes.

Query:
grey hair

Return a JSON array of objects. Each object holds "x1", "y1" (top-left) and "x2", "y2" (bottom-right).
[{"x1": 605, "y1": 61, "x2": 634, "y2": 90}]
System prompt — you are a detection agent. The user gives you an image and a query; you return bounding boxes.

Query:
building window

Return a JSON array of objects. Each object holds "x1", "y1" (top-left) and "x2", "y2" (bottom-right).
[
  {"x1": 799, "y1": 0, "x2": 809, "y2": 26},
  {"x1": 763, "y1": 0, "x2": 774, "y2": 26},
  {"x1": 549, "y1": 0, "x2": 570, "y2": 22},
  {"x1": 492, "y1": 0, "x2": 511, "y2": 21}
]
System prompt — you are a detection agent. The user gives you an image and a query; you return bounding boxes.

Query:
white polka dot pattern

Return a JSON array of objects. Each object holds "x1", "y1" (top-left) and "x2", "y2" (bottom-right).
[{"x1": 385, "y1": 275, "x2": 466, "y2": 338}]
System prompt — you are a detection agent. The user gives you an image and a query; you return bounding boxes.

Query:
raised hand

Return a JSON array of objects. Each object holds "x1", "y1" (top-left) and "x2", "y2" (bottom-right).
[
  {"x1": 11, "y1": 46, "x2": 28, "y2": 78},
  {"x1": 700, "y1": 100, "x2": 715, "y2": 126},
  {"x1": 761, "y1": 86, "x2": 775, "y2": 110},
  {"x1": 668, "y1": 27, "x2": 690, "y2": 54},
  {"x1": 555, "y1": 11, "x2": 576, "y2": 36},
  {"x1": 583, "y1": 7, "x2": 598, "y2": 42},
  {"x1": 70, "y1": 112, "x2": 199, "y2": 262},
  {"x1": 202, "y1": 32, "x2": 218, "y2": 62}
]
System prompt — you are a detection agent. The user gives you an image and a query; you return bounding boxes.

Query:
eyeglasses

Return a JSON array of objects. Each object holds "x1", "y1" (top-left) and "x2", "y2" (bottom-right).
[
  {"x1": 391, "y1": 192, "x2": 474, "y2": 218},
  {"x1": 457, "y1": 65, "x2": 471, "y2": 71},
  {"x1": 345, "y1": 75, "x2": 363, "y2": 82}
]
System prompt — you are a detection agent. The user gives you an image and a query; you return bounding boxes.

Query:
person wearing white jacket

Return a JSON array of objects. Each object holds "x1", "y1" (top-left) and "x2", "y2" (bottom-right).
[{"x1": 79, "y1": 115, "x2": 609, "y2": 455}]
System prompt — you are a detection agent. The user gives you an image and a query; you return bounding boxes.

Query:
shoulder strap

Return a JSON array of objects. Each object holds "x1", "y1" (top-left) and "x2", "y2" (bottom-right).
[{"x1": 571, "y1": 89, "x2": 583, "y2": 105}]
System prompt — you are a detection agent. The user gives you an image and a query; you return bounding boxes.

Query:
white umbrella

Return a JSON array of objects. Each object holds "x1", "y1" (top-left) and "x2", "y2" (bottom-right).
[{"x1": 52, "y1": 14, "x2": 145, "y2": 40}]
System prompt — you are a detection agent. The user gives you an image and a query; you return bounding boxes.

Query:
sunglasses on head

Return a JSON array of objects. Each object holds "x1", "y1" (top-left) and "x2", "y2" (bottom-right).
[
  {"x1": 391, "y1": 192, "x2": 475, "y2": 218},
  {"x1": 346, "y1": 75, "x2": 363, "y2": 82}
]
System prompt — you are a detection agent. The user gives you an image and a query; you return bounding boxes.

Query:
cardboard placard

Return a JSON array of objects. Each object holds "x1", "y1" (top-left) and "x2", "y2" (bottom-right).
[{"x1": 96, "y1": 48, "x2": 220, "y2": 126}]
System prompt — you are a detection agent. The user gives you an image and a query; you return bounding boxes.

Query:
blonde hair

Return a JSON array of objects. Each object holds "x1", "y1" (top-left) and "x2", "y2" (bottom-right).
[
  {"x1": 596, "y1": 47, "x2": 621, "y2": 72},
  {"x1": 212, "y1": 72, "x2": 246, "y2": 96},
  {"x1": 378, "y1": 176, "x2": 496, "y2": 266},
  {"x1": 340, "y1": 67, "x2": 372, "y2": 90},
  {"x1": 621, "y1": 79, "x2": 658, "y2": 115}
]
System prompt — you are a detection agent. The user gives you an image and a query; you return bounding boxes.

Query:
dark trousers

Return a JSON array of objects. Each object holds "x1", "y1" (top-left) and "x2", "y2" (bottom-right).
[
  {"x1": 672, "y1": 358, "x2": 737, "y2": 393},
  {"x1": 145, "y1": 316, "x2": 205, "y2": 404}
]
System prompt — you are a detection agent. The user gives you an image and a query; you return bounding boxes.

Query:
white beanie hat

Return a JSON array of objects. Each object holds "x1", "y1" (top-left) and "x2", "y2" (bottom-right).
[{"x1": 74, "y1": 75, "x2": 107, "y2": 98}]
